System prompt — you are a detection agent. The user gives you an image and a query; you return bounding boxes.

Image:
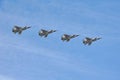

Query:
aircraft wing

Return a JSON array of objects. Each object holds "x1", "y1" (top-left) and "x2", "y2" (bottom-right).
[
  {"x1": 86, "y1": 37, "x2": 91, "y2": 40},
  {"x1": 14, "y1": 26, "x2": 21, "y2": 29}
]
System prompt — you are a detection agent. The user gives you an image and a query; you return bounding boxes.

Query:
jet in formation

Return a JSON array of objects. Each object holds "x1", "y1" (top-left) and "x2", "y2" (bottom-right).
[
  {"x1": 61, "y1": 34, "x2": 79, "y2": 42},
  {"x1": 83, "y1": 37, "x2": 101, "y2": 45},
  {"x1": 39, "y1": 29, "x2": 57, "y2": 37},
  {"x1": 12, "y1": 26, "x2": 31, "y2": 34},
  {"x1": 12, "y1": 26, "x2": 102, "y2": 45}
]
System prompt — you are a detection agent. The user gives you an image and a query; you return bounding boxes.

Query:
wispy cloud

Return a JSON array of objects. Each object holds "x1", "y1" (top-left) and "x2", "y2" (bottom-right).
[
  {"x1": 0, "y1": 0, "x2": 120, "y2": 80},
  {"x1": 0, "y1": 75, "x2": 15, "y2": 80},
  {"x1": 0, "y1": 31, "x2": 117, "y2": 79},
  {"x1": 0, "y1": 30, "x2": 99, "y2": 76},
  {"x1": 1, "y1": 0, "x2": 120, "y2": 38}
]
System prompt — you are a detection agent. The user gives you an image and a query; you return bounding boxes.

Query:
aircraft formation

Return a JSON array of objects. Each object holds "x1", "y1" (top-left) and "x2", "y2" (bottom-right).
[{"x1": 12, "y1": 25, "x2": 101, "y2": 45}]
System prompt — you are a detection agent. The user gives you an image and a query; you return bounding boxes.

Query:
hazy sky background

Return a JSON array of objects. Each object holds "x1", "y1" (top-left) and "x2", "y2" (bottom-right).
[{"x1": 0, "y1": 0, "x2": 120, "y2": 80}]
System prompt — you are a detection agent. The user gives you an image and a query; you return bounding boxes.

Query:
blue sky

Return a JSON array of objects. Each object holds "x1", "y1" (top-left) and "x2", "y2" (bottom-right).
[{"x1": 0, "y1": 0, "x2": 120, "y2": 80}]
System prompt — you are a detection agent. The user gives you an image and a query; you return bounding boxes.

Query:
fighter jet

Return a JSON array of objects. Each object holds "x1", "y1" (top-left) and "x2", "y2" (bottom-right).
[
  {"x1": 61, "y1": 34, "x2": 79, "y2": 42},
  {"x1": 39, "y1": 29, "x2": 57, "y2": 37},
  {"x1": 83, "y1": 37, "x2": 101, "y2": 45},
  {"x1": 12, "y1": 25, "x2": 31, "y2": 34}
]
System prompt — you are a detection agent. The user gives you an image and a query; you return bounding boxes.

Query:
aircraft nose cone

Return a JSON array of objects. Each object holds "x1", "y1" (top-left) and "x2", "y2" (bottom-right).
[
  {"x1": 12, "y1": 28, "x2": 16, "y2": 32},
  {"x1": 40, "y1": 31, "x2": 43, "y2": 34},
  {"x1": 62, "y1": 35, "x2": 66, "y2": 38},
  {"x1": 12, "y1": 29, "x2": 14, "y2": 32}
]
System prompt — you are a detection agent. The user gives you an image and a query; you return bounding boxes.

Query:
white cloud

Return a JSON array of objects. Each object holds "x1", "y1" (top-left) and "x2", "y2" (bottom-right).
[
  {"x1": 0, "y1": 33, "x2": 100, "y2": 76},
  {"x1": 0, "y1": 75, "x2": 15, "y2": 80},
  {"x1": 0, "y1": 1, "x2": 119, "y2": 79}
]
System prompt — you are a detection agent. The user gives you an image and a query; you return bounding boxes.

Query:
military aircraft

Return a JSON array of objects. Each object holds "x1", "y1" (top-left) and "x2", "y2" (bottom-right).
[
  {"x1": 83, "y1": 37, "x2": 101, "y2": 45},
  {"x1": 12, "y1": 25, "x2": 31, "y2": 34},
  {"x1": 39, "y1": 29, "x2": 57, "y2": 37},
  {"x1": 61, "y1": 34, "x2": 79, "y2": 42}
]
